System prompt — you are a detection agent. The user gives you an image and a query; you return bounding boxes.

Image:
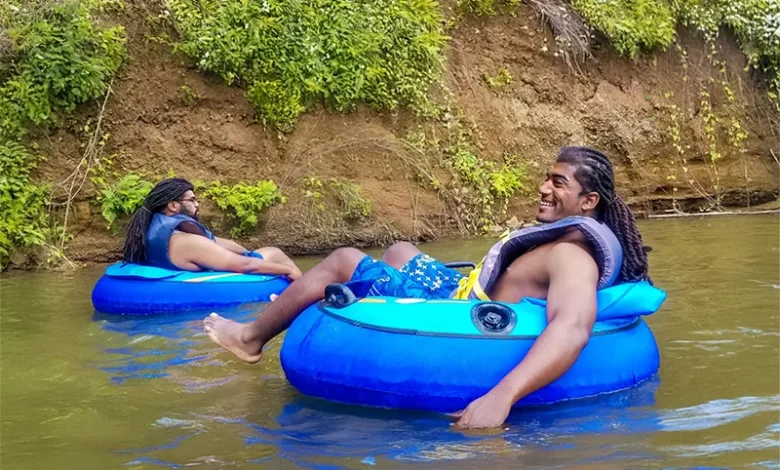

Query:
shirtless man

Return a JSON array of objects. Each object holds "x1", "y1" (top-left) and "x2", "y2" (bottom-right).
[
  {"x1": 122, "y1": 178, "x2": 301, "y2": 279},
  {"x1": 204, "y1": 147, "x2": 651, "y2": 428}
]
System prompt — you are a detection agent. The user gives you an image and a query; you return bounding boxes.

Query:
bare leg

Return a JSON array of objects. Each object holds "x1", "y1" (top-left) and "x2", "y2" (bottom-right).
[
  {"x1": 254, "y1": 246, "x2": 298, "y2": 270},
  {"x1": 381, "y1": 241, "x2": 422, "y2": 269},
  {"x1": 204, "y1": 247, "x2": 366, "y2": 363}
]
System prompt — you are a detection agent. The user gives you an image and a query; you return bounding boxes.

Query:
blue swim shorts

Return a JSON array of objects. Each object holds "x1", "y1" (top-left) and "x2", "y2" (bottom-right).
[{"x1": 349, "y1": 253, "x2": 464, "y2": 299}]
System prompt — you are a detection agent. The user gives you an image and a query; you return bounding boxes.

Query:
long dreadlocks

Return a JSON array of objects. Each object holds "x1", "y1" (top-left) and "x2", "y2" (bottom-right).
[
  {"x1": 122, "y1": 178, "x2": 194, "y2": 264},
  {"x1": 557, "y1": 146, "x2": 650, "y2": 283}
]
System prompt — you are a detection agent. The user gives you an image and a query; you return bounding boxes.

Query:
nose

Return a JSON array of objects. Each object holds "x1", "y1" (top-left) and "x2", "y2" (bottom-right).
[{"x1": 539, "y1": 179, "x2": 552, "y2": 197}]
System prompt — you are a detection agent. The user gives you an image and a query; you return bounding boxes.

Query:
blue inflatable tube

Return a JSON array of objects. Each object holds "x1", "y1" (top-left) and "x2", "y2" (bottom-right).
[
  {"x1": 280, "y1": 281, "x2": 666, "y2": 412},
  {"x1": 92, "y1": 262, "x2": 290, "y2": 315}
]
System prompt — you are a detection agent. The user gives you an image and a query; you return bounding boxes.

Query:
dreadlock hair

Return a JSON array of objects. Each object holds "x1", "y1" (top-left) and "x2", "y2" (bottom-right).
[
  {"x1": 556, "y1": 146, "x2": 650, "y2": 283},
  {"x1": 122, "y1": 178, "x2": 194, "y2": 264}
]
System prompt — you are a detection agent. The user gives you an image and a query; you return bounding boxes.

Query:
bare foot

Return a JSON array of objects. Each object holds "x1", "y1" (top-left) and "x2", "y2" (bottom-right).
[{"x1": 203, "y1": 313, "x2": 263, "y2": 364}]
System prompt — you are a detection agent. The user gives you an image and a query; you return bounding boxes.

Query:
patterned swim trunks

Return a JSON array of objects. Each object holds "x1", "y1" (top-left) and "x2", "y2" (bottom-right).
[{"x1": 349, "y1": 254, "x2": 465, "y2": 299}]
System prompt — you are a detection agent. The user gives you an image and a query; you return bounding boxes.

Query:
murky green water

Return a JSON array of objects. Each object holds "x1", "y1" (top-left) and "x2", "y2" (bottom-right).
[{"x1": 1, "y1": 215, "x2": 778, "y2": 469}]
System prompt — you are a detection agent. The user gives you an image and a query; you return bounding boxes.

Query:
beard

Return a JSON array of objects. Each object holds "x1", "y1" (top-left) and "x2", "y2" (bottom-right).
[{"x1": 182, "y1": 206, "x2": 199, "y2": 220}]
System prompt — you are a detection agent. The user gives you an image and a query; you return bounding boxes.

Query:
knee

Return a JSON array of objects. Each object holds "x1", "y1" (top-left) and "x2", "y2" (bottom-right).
[
  {"x1": 388, "y1": 241, "x2": 416, "y2": 252},
  {"x1": 325, "y1": 247, "x2": 365, "y2": 274},
  {"x1": 329, "y1": 247, "x2": 364, "y2": 263},
  {"x1": 381, "y1": 241, "x2": 419, "y2": 267},
  {"x1": 382, "y1": 242, "x2": 415, "y2": 259}
]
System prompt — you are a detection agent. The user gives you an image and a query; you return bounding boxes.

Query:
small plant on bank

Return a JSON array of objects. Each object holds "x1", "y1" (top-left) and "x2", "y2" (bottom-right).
[
  {"x1": 483, "y1": 67, "x2": 512, "y2": 91},
  {"x1": 93, "y1": 171, "x2": 155, "y2": 232},
  {"x1": 301, "y1": 177, "x2": 372, "y2": 223},
  {"x1": 203, "y1": 180, "x2": 285, "y2": 237},
  {"x1": 459, "y1": 0, "x2": 498, "y2": 17},
  {"x1": 179, "y1": 84, "x2": 197, "y2": 107},
  {"x1": 447, "y1": 149, "x2": 527, "y2": 232},
  {"x1": 328, "y1": 179, "x2": 372, "y2": 221}
]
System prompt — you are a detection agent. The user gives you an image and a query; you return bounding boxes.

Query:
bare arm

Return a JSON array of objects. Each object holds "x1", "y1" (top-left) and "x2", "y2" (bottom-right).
[
  {"x1": 170, "y1": 233, "x2": 296, "y2": 277},
  {"x1": 214, "y1": 236, "x2": 248, "y2": 255},
  {"x1": 455, "y1": 243, "x2": 599, "y2": 429}
]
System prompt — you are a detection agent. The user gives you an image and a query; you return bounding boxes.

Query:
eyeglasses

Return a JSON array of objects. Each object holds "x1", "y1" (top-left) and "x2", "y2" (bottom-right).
[{"x1": 177, "y1": 197, "x2": 198, "y2": 204}]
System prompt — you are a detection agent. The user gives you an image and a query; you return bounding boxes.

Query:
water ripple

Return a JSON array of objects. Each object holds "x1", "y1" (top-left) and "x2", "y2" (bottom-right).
[
  {"x1": 658, "y1": 395, "x2": 780, "y2": 432},
  {"x1": 665, "y1": 422, "x2": 780, "y2": 457}
]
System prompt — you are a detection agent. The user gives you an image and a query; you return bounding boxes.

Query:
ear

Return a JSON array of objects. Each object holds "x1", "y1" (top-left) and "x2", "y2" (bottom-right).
[
  {"x1": 581, "y1": 191, "x2": 600, "y2": 212},
  {"x1": 166, "y1": 201, "x2": 180, "y2": 214}
]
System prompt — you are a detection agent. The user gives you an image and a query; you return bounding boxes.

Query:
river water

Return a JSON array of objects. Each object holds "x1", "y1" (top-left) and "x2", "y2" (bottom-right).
[{"x1": 1, "y1": 215, "x2": 778, "y2": 469}]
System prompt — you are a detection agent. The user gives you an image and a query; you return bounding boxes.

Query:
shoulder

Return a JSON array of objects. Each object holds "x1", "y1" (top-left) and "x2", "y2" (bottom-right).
[{"x1": 546, "y1": 242, "x2": 598, "y2": 279}]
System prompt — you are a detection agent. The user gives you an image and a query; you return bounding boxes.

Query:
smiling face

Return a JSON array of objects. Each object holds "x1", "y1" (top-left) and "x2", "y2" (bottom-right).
[{"x1": 536, "y1": 162, "x2": 600, "y2": 223}]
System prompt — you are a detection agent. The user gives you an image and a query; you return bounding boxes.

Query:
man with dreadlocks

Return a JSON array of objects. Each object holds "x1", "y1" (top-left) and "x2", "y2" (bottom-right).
[
  {"x1": 122, "y1": 178, "x2": 302, "y2": 279},
  {"x1": 203, "y1": 146, "x2": 651, "y2": 428}
]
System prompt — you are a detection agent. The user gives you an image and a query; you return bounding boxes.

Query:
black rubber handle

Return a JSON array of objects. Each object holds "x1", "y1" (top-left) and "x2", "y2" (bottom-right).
[
  {"x1": 324, "y1": 283, "x2": 358, "y2": 308},
  {"x1": 444, "y1": 261, "x2": 477, "y2": 270}
]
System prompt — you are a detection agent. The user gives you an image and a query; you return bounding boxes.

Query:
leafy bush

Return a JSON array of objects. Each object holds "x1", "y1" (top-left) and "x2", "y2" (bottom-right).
[
  {"x1": 93, "y1": 172, "x2": 155, "y2": 232},
  {"x1": 0, "y1": 141, "x2": 51, "y2": 264},
  {"x1": 327, "y1": 179, "x2": 372, "y2": 221},
  {"x1": 0, "y1": 0, "x2": 125, "y2": 267},
  {"x1": 459, "y1": 0, "x2": 499, "y2": 17},
  {"x1": 203, "y1": 180, "x2": 285, "y2": 236},
  {"x1": 571, "y1": 0, "x2": 778, "y2": 101},
  {"x1": 572, "y1": 0, "x2": 676, "y2": 59},
  {"x1": 0, "y1": 1, "x2": 126, "y2": 138},
  {"x1": 458, "y1": 0, "x2": 523, "y2": 17},
  {"x1": 447, "y1": 149, "x2": 526, "y2": 231},
  {"x1": 672, "y1": 0, "x2": 779, "y2": 105},
  {"x1": 167, "y1": 0, "x2": 447, "y2": 130}
]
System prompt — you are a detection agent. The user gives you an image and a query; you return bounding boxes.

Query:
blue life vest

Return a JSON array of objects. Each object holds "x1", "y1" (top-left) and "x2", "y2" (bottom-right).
[
  {"x1": 145, "y1": 213, "x2": 215, "y2": 270},
  {"x1": 452, "y1": 216, "x2": 623, "y2": 300}
]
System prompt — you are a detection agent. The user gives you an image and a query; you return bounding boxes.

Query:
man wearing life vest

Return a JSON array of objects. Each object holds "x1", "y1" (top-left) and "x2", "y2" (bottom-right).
[
  {"x1": 204, "y1": 147, "x2": 651, "y2": 428},
  {"x1": 122, "y1": 178, "x2": 302, "y2": 280}
]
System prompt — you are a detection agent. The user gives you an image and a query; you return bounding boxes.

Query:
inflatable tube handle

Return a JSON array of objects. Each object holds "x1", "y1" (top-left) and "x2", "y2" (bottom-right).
[
  {"x1": 324, "y1": 284, "x2": 358, "y2": 308},
  {"x1": 444, "y1": 261, "x2": 477, "y2": 270}
]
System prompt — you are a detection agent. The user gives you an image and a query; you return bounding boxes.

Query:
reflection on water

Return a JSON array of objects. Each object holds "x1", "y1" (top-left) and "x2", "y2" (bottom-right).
[{"x1": 1, "y1": 215, "x2": 778, "y2": 469}]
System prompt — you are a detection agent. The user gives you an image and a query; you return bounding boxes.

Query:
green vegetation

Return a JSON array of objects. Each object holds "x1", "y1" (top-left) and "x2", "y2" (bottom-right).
[
  {"x1": 673, "y1": 0, "x2": 779, "y2": 107},
  {"x1": 167, "y1": 0, "x2": 447, "y2": 130},
  {"x1": 405, "y1": 114, "x2": 527, "y2": 233},
  {"x1": 179, "y1": 84, "x2": 197, "y2": 107},
  {"x1": 447, "y1": 149, "x2": 526, "y2": 232},
  {"x1": 93, "y1": 171, "x2": 155, "y2": 232},
  {"x1": 202, "y1": 180, "x2": 285, "y2": 237},
  {"x1": 483, "y1": 67, "x2": 512, "y2": 91},
  {"x1": 327, "y1": 179, "x2": 372, "y2": 221},
  {"x1": 302, "y1": 177, "x2": 372, "y2": 223},
  {"x1": 571, "y1": 0, "x2": 779, "y2": 100},
  {"x1": 457, "y1": 0, "x2": 519, "y2": 17},
  {"x1": 0, "y1": 0, "x2": 126, "y2": 267},
  {"x1": 572, "y1": 0, "x2": 676, "y2": 58},
  {"x1": 0, "y1": 142, "x2": 51, "y2": 263}
]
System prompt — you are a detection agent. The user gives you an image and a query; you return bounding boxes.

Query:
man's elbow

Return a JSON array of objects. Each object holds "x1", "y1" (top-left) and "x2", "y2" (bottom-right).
[
  {"x1": 555, "y1": 318, "x2": 592, "y2": 351},
  {"x1": 571, "y1": 327, "x2": 590, "y2": 351}
]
